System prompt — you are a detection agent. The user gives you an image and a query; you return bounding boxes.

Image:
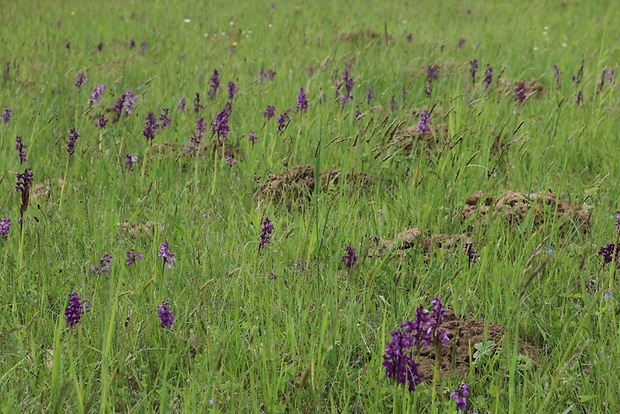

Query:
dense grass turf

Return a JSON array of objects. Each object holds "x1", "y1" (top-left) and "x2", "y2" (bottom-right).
[{"x1": 2, "y1": 1, "x2": 620, "y2": 412}]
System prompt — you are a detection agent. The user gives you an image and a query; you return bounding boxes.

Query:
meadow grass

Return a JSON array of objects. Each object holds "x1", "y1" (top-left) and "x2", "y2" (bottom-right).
[{"x1": 2, "y1": 0, "x2": 620, "y2": 412}]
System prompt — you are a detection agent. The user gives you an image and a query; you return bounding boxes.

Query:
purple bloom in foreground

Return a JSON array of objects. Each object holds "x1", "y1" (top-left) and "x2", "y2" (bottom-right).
[
  {"x1": 0, "y1": 218, "x2": 10, "y2": 241},
  {"x1": 158, "y1": 301, "x2": 174, "y2": 327},
  {"x1": 75, "y1": 72, "x2": 87, "y2": 88},
  {"x1": 416, "y1": 110, "x2": 431, "y2": 133},
  {"x1": 383, "y1": 329, "x2": 423, "y2": 392},
  {"x1": 248, "y1": 130, "x2": 258, "y2": 145},
  {"x1": 178, "y1": 96, "x2": 186, "y2": 111},
  {"x1": 341, "y1": 245, "x2": 358, "y2": 268},
  {"x1": 88, "y1": 84, "x2": 106, "y2": 105},
  {"x1": 15, "y1": 136, "x2": 27, "y2": 164},
  {"x1": 158, "y1": 242, "x2": 176, "y2": 269},
  {"x1": 259, "y1": 217, "x2": 274, "y2": 249},
  {"x1": 228, "y1": 81, "x2": 237, "y2": 101},
  {"x1": 208, "y1": 69, "x2": 220, "y2": 100},
  {"x1": 427, "y1": 297, "x2": 450, "y2": 345},
  {"x1": 91, "y1": 252, "x2": 112, "y2": 278},
  {"x1": 114, "y1": 89, "x2": 137, "y2": 117},
  {"x1": 65, "y1": 292, "x2": 89, "y2": 326},
  {"x1": 95, "y1": 114, "x2": 108, "y2": 129},
  {"x1": 296, "y1": 88, "x2": 308, "y2": 113},
  {"x1": 1, "y1": 108, "x2": 11, "y2": 124},
  {"x1": 263, "y1": 105, "x2": 275, "y2": 120},
  {"x1": 211, "y1": 103, "x2": 231, "y2": 138},
  {"x1": 125, "y1": 251, "x2": 143, "y2": 266},
  {"x1": 515, "y1": 81, "x2": 527, "y2": 102},
  {"x1": 276, "y1": 109, "x2": 291, "y2": 133},
  {"x1": 451, "y1": 383, "x2": 470, "y2": 411},
  {"x1": 598, "y1": 243, "x2": 620, "y2": 268},
  {"x1": 66, "y1": 128, "x2": 79, "y2": 156},
  {"x1": 97, "y1": 42, "x2": 103, "y2": 52}
]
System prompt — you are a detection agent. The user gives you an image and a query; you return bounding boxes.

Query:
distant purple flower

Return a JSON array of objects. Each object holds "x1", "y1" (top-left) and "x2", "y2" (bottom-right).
[
  {"x1": 225, "y1": 156, "x2": 237, "y2": 167},
  {"x1": 114, "y1": 89, "x2": 137, "y2": 117},
  {"x1": 95, "y1": 114, "x2": 108, "y2": 129},
  {"x1": 426, "y1": 64, "x2": 439, "y2": 82},
  {"x1": 129, "y1": 39, "x2": 136, "y2": 49},
  {"x1": 464, "y1": 242, "x2": 479, "y2": 265},
  {"x1": 406, "y1": 33, "x2": 412, "y2": 43},
  {"x1": 616, "y1": 210, "x2": 620, "y2": 232},
  {"x1": 341, "y1": 245, "x2": 358, "y2": 268},
  {"x1": 259, "y1": 217, "x2": 274, "y2": 249},
  {"x1": 514, "y1": 81, "x2": 527, "y2": 102},
  {"x1": 355, "y1": 109, "x2": 362, "y2": 121},
  {"x1": 66, "y1": 128, "x2": 79, "y2": 157},
  {"x1": 338, "y1": 67, "x2": 355, "y2": 106},
  {"x1": 140, "y1": 40, "x2": 147, "y2": 54},
  {"x1": 390, "y1": 96, "x2": 396, "y2": 111},
  {"x1": 427, "y1": 297, "x2": 450, "y2": 345},
  {"x1": 65, "y1": 41, "x2": 70, "y2": 50},
  {"x1": 0, "y1": 218, "x2": 10, "y2": 241},
  {"x1": 1, "y1": 108, "x2": 11, "y2": 124},
  {"x1": 469, "y1": 59, "x2": 478, "y2": 84},
  {"x1": 276, "y1": 109, "x2": 291, "y2": 133},
  {"x1": 483, "y1": 66, "x2": 493, "y2": 90},
  {"x1": 188, "y1": 117, "x2": 206, "y2": 153},
  {"x1": 228, "y1": 81, "x2": 237, "y2": 100},
  {"x1": 15, "y1": 136, "x2": 27, "y2": 164},
  {"x1": 365, "y1": 88, "x2": 374, "y2": 105},
  {"x1": 259, "y1": 67, "x2": 276, "y2": 82},
  {"x1": 88, "y1": 84, "x2": 106, "y2": 105},
  {"x1": 608, "y1": 69, "x2": 615, "y2": 84},
  {"x1": 208, "y1": 69, "x2": 220, "y2": 100},
  {"x1": 296, "y1": 88, "x2": 308, "y2": 112},
  {"x1": 598, "y1": 67, "x2": 608, "y2": 94},
  {"x1": 263, "y1": 105, "x2": 275, "y2": 120},
  {"x1": 553, "y1": 65, "x2": 561, "y2": 88},
  {"x1": 158, "y1": 242, "x2": 176, "y2": 269},
  {"x1": 97, "y1": 42, "x2": 103, "y2": 52},
  {"x1": 178, "y1": 96, "x2": 186, "y2": 111},
  {"x1": 211, "y1": 103, "x2": 231, "y2": 138},
  {"x1": 451, "y1": 384, "x2": 469, "y2": 411},
  {"x1": 158, "y1": 108, "x2": 170, "y2": 129},
  {"x1": 125, "y1": 153, "x2": 137, "y2": 171},
  {"x1": 15, "y1": 167, "x2": 33, "y2": 223},
  {"x1": 572, "y1": 59, "x2": 584, "y2": 84},
  {"x1": 598, "y1": 243, "x2": 619, "y2": 268},
  {"x1": 416, "y1": 110, "x2": 431, "y2": 133},
  {"x1": 65, "y1": 292, "x2": 89, "y2": 326},
  {"x1": 248, "y1": 130, "x2": 258, "y2": 145},
  {"x1": 91, "y1": 252, "x2": 112, "y2": 278},
  {"x1": 458, "y1": 38, "x2": 466, "y2": 47},
  {"x1": 75, "y1": 72, "x2": 87, "y2": 88},
  {"x1": 157, "y1": 301, "x2": 174, "y2": 327},
  {"x1": 142, "y1": 112, "x2": 158, "y2": 140},
  {"x1": 125, "y1": 251, "x2": 143, "y2": 266},
  {"x1": 576, "y1": 90, "x2": 583, "y2": 106},
  {"x1": 193, "y1": 92, "x2": 203, "y2": 113}
]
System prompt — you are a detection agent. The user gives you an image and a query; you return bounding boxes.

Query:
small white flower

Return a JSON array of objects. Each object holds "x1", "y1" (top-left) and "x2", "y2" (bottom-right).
[
  {"x1": 268, "y1": 23, "x2": 272, "y2": 28},
  {"x1": 533, "y1": 46, "x2": 539, "y2": 51},
  {"x1": 562, "y1": 43, "x2": 567, "y2": 47},
  {"x1": 183, "y1": 19, "x2": 191, "y2": 23},
  {"x1": 544, "y1": 26, "x2": 549, "y2": 30},
  {"x1": 402, "y1": 19, "x2": 408, "y2": 24},
  {"x1": 229, "y1": 21, "x2": 235, "y2": 26}
]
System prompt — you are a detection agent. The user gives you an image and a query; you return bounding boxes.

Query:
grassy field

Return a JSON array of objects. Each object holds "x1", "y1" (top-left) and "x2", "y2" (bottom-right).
[{"x1": 2, "y1": 0, "x2": 620, "y2": 412}]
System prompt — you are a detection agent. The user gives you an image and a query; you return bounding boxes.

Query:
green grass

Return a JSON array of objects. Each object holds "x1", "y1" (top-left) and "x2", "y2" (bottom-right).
[{"x1": 2, "y1": 0, "x2": 620, "y2": 412}]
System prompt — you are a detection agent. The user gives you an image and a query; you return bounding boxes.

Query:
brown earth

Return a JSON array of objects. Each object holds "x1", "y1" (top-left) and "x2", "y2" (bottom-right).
[
  {"x1": 258, "y1": 164, "x2": 380, "y2": 209},
  {"x1": 368, "y1": 228, "x2": 472, "y2": 258},
  {"x1": 458, "y1": 190, "x2": 591, "y2": 233},
  {"x1": 340, "y1": 28, "x2": 391, "y2": 42},
  {"x1": 499, "y1": 78, "x2": 545, "y2": 100}
]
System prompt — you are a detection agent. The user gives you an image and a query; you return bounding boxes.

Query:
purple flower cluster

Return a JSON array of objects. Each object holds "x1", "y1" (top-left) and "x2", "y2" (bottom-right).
[
  {"x1": 194, "y1": 92, "x2": 203, "y2": 113},
  {"x1": 598, "y1": 243, "x2": 619, "y2": 268},
  {"x1": 66, "y1": 128, "x2": 79, "y2": 156},
  {"x1": 208, "y1": 69, "x2": 220, "y2": 100},
  {"x1": 142, "y1": 108, "x2": 171, "y2": 140},
  {"x1": 483, "y1": 66, "x2": 493, "y2": 91},
  {"x1": 0, "y1": 218, "x2": 10, "y2": 241},
  {"x1": 383, "y1": 298, "x2": 451, "y2": 392},
  {"x1": 337, "y1": 67, "x2": 355, "y2": 106},
  {"x1": 91, "y1": 252, "x2": 112, "y2": 278},
  {"x1": 125, "y1": 153, "x2": 138, "y2": 171},
  {"x1": 95, "y1": 114, "x2": 108, "y2": 129},
  {"x1": 75, "y1": 72, "x2": 87, "y2": 88},
  {"x1": 15, "y1": 136, "x2": 27, "y2": 163},
  {"x1": 450, "y1": 383, "x2": 470, "y2": 411},
  {"x1": 259, "y1": 67, "x2": 276, "y2": 82},
  {"x1": 65, "y1": 292, "x2": 89, "y2": 326},
  {"x1": 212, "y1": 103, "x2": 231, "y2": 138},
  {"x1": 341, "y1": 246, "x2": 357, "y2": 268},
  {"x1": 178, "y1": 96, "x2": 186, "y2": 111},
  {"x1": 88, "y1": 84, "x2": 106, "y2": 105},
  {"x1": 616, "y1": 210, "x2": 620, "y2": 232},
  {"x1": 259, "y1": 217, "x2": 274, "y2": 249},
  {"x1": 188, "y1": 117, "x2": 206, "y2": 153},
  {"x1": 277, "y1": 109, "x2": 291, "y2": 133},
  {"x1": 416, "y1": 110, "x2": 432, "y2": 133},
  {"x1": 248, "y1": 130, "x2": 258, "y2": 145},
  {"x1": 15, "y1": 167, "x2": 33, "y2": 223},
  {"x1": 158, "y1": 242, "x2": 176, "y2": 269},
  {"x1": 425, "y1": 64, "x2": 440, "y2": 97},
  {"x1": 114, "y1": 89, "x2": 137, "y2": 117},
  {"x1": 464, "y1": 242, "x2": 479, "y2": 265},
  {"x1": 1, "y1": 108, "x2": 12, "y2": 124},
  {"x1": 158, "y1": 301, "x2": 174, "y2": 327},
  {"x1": 263, "y1": 105, "x2": 275, "y2": 120},
  {"x1": 225, "y1": 156, "x2": 237, "y2": 167},
  {"x1": 515, "y1": 81, "x2": 527, "y2": 102},
  {"x1": 296, "y1": 88, "x2": 308, "y2": 112},
  {"x1": 228, "y1": 81, "x2": 237, "y2": 100},
  {"x1": 469, "y1": 59, "x2": 478, "y2": 84},
  {"x1": 125, "y1": 250, "x2": 143, "y2": 266}
]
